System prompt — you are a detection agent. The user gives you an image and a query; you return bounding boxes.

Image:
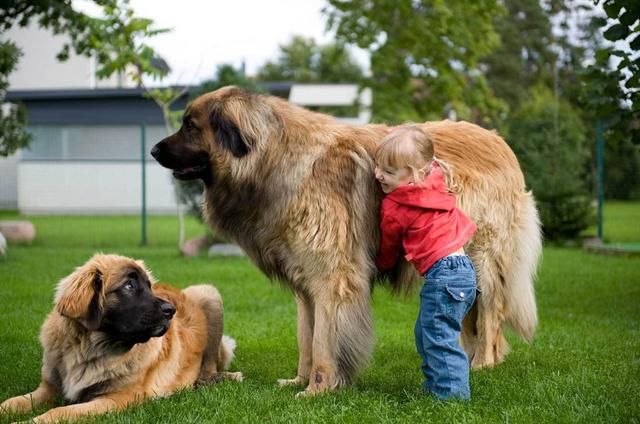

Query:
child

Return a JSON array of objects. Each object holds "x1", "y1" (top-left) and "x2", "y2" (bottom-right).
[{"x1": 374, "y1": 124, "x2": 478, "y2": 400}]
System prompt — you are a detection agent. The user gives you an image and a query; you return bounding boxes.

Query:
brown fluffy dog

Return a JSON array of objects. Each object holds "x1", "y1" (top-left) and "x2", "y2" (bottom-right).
[
  {"x1": 0, "y1": 254, "x2": 241, "y2": 423},
  {"x1": 151, "y1": 86, "x2": 541, "y2": 396}
]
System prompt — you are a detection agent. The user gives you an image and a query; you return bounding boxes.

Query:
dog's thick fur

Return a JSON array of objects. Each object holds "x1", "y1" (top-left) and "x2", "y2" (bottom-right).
[
  {"x1": 0, "y1": 254, "x2": 241, "y2": 423},
  {"x1": 151, "y1": 86, "x2": 542, "y2": 395}
]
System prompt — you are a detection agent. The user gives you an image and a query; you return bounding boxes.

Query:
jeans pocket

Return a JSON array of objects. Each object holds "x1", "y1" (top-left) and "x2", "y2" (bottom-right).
[{"x1": 444, "y1": 283, "x2": 476, "y2": 322}]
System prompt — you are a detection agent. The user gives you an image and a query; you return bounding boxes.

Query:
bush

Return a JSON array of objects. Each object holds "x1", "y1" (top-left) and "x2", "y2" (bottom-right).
[
  {"x1": 605, "y1": 138, "x2": 640, "y2": 200},
  {"x1": 508, "y1": 87, "x2": 593, "y2": 240}
]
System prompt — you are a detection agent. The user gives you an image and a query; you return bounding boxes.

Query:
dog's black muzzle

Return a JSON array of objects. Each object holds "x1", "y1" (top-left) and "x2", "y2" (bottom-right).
[{"x1": 151, "y1": 138, "x2": 211, "y2": 183}]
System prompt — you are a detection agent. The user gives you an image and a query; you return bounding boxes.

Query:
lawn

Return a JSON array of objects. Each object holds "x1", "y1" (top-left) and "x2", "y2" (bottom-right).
[
  {"x1": 582, "y1": 200, "x2": 640, "y2": 243},
  {"x1": 0, "y1": 205, "x2": 639, "y2": 423}
]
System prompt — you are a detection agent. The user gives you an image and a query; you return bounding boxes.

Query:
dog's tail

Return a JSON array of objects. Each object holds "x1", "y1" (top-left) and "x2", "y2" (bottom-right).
[
  {"x1": 503, "y1": 192, "x2": 542, "y2": 341},
  {"x1": 218, "y1": 335, "x2": 237, "y2": 370},
  {"x1": 388, "y1": 259, "x2": 421, "y2": 294}
]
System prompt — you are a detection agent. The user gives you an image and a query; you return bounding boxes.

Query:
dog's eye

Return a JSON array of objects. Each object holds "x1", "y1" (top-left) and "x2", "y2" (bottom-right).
[
  {"x1": 123, "y1": 281, "x2": 136, "y2": 291},
  {"x1": 185, "y1": 120, "x2": 197, "y2": 131}
]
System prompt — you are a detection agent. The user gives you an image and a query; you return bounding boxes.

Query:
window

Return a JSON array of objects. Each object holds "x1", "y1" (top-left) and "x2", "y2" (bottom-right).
[{"x1": 21, "y1": 125, "x2": 167, "y2": 161}]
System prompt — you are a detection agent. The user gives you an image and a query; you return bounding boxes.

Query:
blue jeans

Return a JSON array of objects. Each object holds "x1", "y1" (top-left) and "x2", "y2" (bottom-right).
[{"x1": 414, "y1": 255, "x2": 477, "y2": 400}]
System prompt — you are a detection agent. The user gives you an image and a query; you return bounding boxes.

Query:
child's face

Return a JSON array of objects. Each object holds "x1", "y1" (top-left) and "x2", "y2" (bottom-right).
[{"x1": 374, "y1": 164, "x2": 413, "y2": 194}]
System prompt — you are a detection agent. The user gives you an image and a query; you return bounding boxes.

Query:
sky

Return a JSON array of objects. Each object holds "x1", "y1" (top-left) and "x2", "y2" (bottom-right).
[
  {"x1": 71, "y1": 1, "x2": 620, "y2": 88},
  {"x1": 83, "y1": 0, "x2": 369, "y2": 86}
]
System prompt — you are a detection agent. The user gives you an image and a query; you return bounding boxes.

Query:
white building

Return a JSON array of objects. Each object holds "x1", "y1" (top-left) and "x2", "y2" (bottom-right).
[{"x1": 5, "y1": 22, "x2": 134, "y2": 91}]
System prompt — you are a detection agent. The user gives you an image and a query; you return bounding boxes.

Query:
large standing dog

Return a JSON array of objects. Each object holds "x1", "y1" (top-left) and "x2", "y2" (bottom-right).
[
  {"x1": 0, "y1": 254, "x2": 242, "y2": 423},
  {"x1": 151, "y1": 86, "x2": 541, "y2": 396}
]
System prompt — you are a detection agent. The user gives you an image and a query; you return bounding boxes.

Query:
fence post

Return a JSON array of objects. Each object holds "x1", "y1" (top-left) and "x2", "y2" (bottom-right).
[
  {"x1": 141, "y1": 122, "x2": 147, "y2": 246},
  {"x1": 596, "y1": 120, "x2": 604, "y2": 241}
]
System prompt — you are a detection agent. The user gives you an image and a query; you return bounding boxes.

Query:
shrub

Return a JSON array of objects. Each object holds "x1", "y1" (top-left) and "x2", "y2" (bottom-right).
[
  {"x1": 508, "y1": 87, "x2": 593, "y2": 240},
  {"x1": 605, "y1": 138, "x2": 640, "y2": 200}
]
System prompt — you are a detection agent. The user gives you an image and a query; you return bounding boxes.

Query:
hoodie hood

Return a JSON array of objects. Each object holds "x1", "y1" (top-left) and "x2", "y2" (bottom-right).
[{"x1": 385, "y1": 169, "x2": 455, "y2": 211}]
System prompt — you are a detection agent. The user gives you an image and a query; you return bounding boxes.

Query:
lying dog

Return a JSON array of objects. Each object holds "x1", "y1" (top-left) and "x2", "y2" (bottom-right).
[{"x1": 0, "y1": 253, "x2": 242, "y2": 423}]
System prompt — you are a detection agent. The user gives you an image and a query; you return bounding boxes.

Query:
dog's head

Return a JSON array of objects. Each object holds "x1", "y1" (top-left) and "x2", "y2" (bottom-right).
[
  {"x1": 150, "y1": 86, "x2": 279, "y2": 184},
  {"x1": 55, "y1": 253, "x2": 175, "y2": 345}
]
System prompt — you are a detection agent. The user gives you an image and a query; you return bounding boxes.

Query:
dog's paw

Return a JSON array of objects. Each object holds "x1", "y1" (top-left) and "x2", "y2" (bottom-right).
[
  {"x1": 277, "y1": 376, "x2": 307, "y2": 388},
  {"x1": 226, "y1": 372, "x2": 243, "y2": 382},
  {"x1": 295, "y1": 387, "x2": 325, "y2": 398},
  {"x1": 196, "y1": 371, "x2": 244, "y2": 387},
  {"x1": 295, "y1": 390, "x2": 310, "y2": 399}
]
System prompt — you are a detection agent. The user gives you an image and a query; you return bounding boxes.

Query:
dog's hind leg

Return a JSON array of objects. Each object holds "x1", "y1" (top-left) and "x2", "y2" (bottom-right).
[
  {"x1": 0, "y1": 381, "x2": 57, "y2": 414},
  {"x1": 466, "y1": 247, "x2": 509, "y2": 369},
  {"x1": 278, "y1": 291, "x2": 314, "y2": 388},
  {"x1": 463, "y1": 193, "x2": 541, "y2": 368},
  {"x1": 460, "y1": 301, "x2": 478, "y2": 363},
  {"x1": 182, "y1": 284, "x2": 238, "y2": 381}
]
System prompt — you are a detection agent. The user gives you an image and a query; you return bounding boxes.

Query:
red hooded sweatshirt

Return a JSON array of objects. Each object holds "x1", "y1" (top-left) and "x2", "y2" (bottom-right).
[{"x1": 375, "y1": 166, "x2": 477, "y2": 275}]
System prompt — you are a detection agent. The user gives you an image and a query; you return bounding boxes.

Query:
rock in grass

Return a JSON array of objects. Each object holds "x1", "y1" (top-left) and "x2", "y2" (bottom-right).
[
  {"x1": 0, "y1": 232, "x2": 6, "y2": 256},
  {"x1": 0, "y1": 221, "x2": 35, "y2": 243},
  {"x1": 208, "y1": 243, "x2": 245, "y2": 257},
  {"x1": 180, "y1": 235, "x2": 210, "y2": 257}
]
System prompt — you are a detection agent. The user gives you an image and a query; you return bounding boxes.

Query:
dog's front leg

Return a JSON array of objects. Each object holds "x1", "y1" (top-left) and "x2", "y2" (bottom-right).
[
  {"x1": 278, "y1": 292, "x2": 313, "y2": 388},
  {"x1": 27, "y1": 391, "x2": 138, "y2": 423},
  {"x1": 1, "y1": 381, "x2": 57, "y2": 415},
  {"x1": 296, "y1": 298, "x2": 340, "y2": 397}
]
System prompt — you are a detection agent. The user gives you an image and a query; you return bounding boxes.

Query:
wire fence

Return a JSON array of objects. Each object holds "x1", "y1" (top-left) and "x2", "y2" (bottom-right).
[
  {"x1": 1, "y1": 119, "x2": 638, "y2": 250},
  {"x1": 0, "y1": 123, "x2": 210, "y2": 250}
]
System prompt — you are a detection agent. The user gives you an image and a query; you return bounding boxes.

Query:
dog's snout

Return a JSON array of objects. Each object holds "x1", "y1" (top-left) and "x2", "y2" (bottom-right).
[
  {"x1": 150, "y1": 144, "x2": 161, "y2": 160},
  {"x1": 160, "y1": 301, "x2": 176, "y2": 318}
]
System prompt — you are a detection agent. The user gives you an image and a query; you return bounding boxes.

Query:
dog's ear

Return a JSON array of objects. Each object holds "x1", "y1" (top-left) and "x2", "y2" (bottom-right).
[
  {"x1": 135, "y1": 259, "x2": 156, "y2": 284},
  {"x1": 55, "y1": 265, "x2": 104, "y2": 330},
  {"x1": 210, "y1": 107, "x2": 252, "y2": 157}
]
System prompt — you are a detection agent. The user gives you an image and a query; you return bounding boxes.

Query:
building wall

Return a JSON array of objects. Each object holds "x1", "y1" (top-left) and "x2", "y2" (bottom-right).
[
  {"x1": 0, "y1": 154, "x2": 19, "y2": 209},
  {"x1": 18, "y1": 162, "x2": 177, "y2": 214},
  {"x1": 21, "y1": 124, "x2": 167, "y2": 161},
  {"x1": 14, "y1": 123, "x2": 177, "y2": 214},
  {"x1": 4, "y1": 23, "x2": 132, "y2": 90}
]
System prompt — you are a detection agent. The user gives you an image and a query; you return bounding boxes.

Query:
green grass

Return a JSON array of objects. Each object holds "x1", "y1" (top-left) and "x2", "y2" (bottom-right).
[
  {"x1": 0, "y1": 209, "x2": 639, "y2": 423},
  {"x1": 0, "y1": 211, "x2": 209, "y2": 248},
  {"x1": 582, "y1": 200, "x2": 640, "y2": 243}
]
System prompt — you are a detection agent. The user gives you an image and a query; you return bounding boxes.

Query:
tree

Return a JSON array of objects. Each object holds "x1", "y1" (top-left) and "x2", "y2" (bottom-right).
[
  {"x1": 256, "y1": 35, "x2": 363, "y2": 83},
  {"x1": 0, "y1": 40, "x2": 30, "y2": 156},
  {"x1": 325, "y1": 0, "x2": 505, "y2": 124},
  {"x1": 598, "y1": 0, "x2": 640, "y2": 117},
  {"x1": 509, "y1": 88, "x2": 593, "y2": 240},
  {"x1": 581, "y1": 3, "x2": 640, "y2": 199},
  {"x1": 483, "y1": 0, "x2": 639, "y2": 202},
  {"x1": 256, "y1": 36, "x2": 364, "y2": 117},
  {"x1": 481, "y1": 0, "x2": 557, "y2": 114},
  {"x1": 196, "y1": 63, "x2": 262, "y2": 96}
]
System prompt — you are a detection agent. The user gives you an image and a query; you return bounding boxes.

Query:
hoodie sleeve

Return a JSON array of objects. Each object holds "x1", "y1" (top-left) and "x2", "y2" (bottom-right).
[{"x1": 375, "y1": 213, "x2": 404, "y2": 272}]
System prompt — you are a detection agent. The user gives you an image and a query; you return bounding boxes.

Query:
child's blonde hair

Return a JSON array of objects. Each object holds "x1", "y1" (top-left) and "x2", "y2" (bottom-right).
[{"x1": 375, "y1": 124, "x2": 456, "y2": 190}]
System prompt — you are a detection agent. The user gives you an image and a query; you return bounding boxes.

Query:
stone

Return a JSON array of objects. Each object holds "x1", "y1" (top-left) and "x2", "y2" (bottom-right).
[
  {"x1": 0, "y1": 221, "x2": 36, "y2": 243},
  {"x1": 208, "y1": 243, "x2": 245, "y2": 257},
  {"x1": 0, "y1": 232, "x2": 6, "y2": 256},
  {"x1": 180, "y1": 235, "x2": 210, "y2": 257}
]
